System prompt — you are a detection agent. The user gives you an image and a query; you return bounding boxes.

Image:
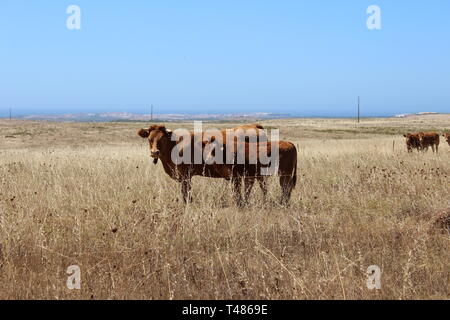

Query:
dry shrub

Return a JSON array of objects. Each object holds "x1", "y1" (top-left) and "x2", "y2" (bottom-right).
[{"x1": 432, "y1": 209, "x2": 450, "y2": 232}]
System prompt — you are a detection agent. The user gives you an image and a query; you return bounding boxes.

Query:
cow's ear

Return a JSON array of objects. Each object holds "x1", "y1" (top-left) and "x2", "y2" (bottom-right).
[
  {"x1": 210, "y1": 136, "x2": 216, "y2": 143},
  {"x1": 138, "y1": 129, "x2": 150, "y2": 138}
]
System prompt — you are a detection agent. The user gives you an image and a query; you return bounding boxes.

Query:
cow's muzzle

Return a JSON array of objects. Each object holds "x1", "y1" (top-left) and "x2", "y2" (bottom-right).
[
  {"x1": 151, "y1": 150, "x2": 160, "y2": 158},
  {"x1": 150, "y1": 150, "x2": 160, "y2": 165}
]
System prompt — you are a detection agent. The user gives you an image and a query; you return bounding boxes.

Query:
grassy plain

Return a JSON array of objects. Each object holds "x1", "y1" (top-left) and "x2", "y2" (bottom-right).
[{"x1": 0, "y1": 114, "x2": 449, "y2": 299}]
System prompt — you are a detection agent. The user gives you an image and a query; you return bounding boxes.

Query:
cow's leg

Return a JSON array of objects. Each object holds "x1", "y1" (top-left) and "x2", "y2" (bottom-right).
[
  {"x1": 258, "y1": 177, "x2": 268, "y2": 201},
  {"x1": 280, "y1": 176, "x2": 294, "y2": 206},
  {"x1": 243, "y1": 177, "x2": 255, "y2": 205},
  {"x1": 181, "y1": 178, "x2": 192, "y2": 204},
  {"x1": 232, "y1": 177, "x2": 243, "y2": 207}
]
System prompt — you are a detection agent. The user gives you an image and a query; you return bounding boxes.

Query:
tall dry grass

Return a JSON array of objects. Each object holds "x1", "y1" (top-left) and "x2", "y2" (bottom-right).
[{"x1": 0, "y1": 121, "x2": 449, "y2": 299}]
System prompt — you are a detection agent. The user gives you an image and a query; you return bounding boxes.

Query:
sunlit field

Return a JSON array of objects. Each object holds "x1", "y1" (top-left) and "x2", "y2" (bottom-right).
[{"x1": 0, "y1": 115, "x2": 449, "y2": 299}]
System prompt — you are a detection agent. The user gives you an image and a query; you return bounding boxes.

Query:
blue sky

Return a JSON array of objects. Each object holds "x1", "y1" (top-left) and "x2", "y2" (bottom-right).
[{"x1": 1, "y1": 0, "x2": 449, "y2": 117}]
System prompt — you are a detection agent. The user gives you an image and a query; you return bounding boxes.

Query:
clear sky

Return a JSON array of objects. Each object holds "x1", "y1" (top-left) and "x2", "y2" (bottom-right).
[{"x1": 1, "y1": 0, "x2": 449, "y2": 117}]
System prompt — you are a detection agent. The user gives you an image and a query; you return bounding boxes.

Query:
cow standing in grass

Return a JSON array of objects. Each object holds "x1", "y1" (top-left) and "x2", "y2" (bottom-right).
[
  {"x1": 203, "y1": 138, "x2": 297, "y2": 206},
  {"x1": 403, "y1": 133, "x2": 422, "y2": 153},
  {"x1": 442, "y1": 133, "x2": 450, "y2": 146},
  {"x1": 137, "y1": 124, "x2": 266, "y2": 203},
  {"x1": 418, "y1": 132, "x2": 440, "y2": 153}
]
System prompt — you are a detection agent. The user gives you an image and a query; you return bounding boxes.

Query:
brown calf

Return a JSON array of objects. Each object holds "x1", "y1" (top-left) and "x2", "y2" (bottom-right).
[
  {"x1": 403, "y1": 133, "x2": 421, "y2": 153},
  {"x1": 418, "y1": 132, "x2": 440, "y2": 153},
  {"x1": 442, "y1": 133, "x2": 450, "y2": 146},
  {"x1": 203, "y1": 138, "x2": 297, "y2": 206}
]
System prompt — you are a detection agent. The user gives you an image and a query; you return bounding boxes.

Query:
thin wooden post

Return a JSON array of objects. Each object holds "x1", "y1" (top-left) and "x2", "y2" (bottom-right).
[{"x1": 357, "y1": 96, "x2": 360, "y2": 123}]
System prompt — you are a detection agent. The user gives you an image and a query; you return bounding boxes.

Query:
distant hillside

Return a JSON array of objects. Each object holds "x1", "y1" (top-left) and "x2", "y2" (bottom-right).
[
  {"x1": 394, "y1": 112, "x2": 436, "y2": 118},
  {"x1": 15, "y1": 112, "x2": 290, "y2": 122}
]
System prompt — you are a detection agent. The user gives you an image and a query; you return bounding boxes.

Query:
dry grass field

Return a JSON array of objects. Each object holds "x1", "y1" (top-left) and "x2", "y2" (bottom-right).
[{"x1": 0, "y1": 115, "x2": 449, "y2": 300}]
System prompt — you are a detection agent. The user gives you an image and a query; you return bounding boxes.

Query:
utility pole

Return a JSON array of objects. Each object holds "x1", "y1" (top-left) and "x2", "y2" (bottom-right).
[
  {"x1": 357, "y1": 96, "x2": 360, "y2": 123},
  {"x1": 151, "y1": 105, "x2": 153, "y2": 121},
  {"x1": 9, "y1": 108, "x2": 12, "y2": 120}
]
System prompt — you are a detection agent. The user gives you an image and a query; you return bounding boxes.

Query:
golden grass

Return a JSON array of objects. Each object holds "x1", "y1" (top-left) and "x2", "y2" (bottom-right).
[{"x1": 0, "y1": 117, "x2": 449, "y2": 299}]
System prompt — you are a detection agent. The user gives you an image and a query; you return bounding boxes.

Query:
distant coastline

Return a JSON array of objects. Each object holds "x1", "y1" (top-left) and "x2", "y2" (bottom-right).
[{"x1": 1, "y1": 111, "x2": 448, "y2": 122}]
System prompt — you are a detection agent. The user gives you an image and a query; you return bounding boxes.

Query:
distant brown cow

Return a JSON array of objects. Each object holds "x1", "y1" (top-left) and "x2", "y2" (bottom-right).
[
  {"x1": 137, "y1": 124, "x2": 266, "y2": 203},
  {"x1": 418, "y1": 132, "x2": 440, "y2": 153},
  {"x1": 403, "y1": 133, "x2": 421, "y2": 153},
  {"x1": 442, "y1": 133, "x2": 450, "y2": 146},
  {"x1": 203, "y1": 138, "x2": 297, "y2": 206}
]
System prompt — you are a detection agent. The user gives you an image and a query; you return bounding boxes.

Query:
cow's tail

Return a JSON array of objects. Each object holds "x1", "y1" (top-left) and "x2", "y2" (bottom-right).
[
  {"x1": 291, "y1": 145, "x2": 297, "y2": 188},
  {"x1": 292, "y1": 159, "x2": 297, "y2": 188}
]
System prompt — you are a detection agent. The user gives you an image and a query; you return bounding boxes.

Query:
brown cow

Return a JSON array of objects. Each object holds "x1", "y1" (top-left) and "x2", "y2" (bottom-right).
[
  {"x1": 442, "y1": 133, "x2": 450, "y2": 146},
  {"x1": 137, "y1": 124, "x2": 266, "y2": 203},
  {"x1": 403, "y1": 133, "x2": 421, "y2": 153},
  {"x1": 203, "y1": 138, "x2": 297, "y2": 206},
  {"x1": 418, "y1": 132, "x2": 440, "y2": 153}
]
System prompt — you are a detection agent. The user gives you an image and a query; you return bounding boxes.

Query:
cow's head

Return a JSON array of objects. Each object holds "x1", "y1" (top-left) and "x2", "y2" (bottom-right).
[
  {"x1": 138, "y1": 125, "x2": 173, "y2": 164},
  {"x1": 417, "y1": 132, "x2": 426, "y2": 146},
  {"x1": 443, "y1": 133, "x2": 450, "y2": 146}
]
